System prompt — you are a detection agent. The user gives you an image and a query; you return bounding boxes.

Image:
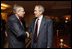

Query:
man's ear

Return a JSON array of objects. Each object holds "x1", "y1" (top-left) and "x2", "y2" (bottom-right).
[
  {"x1": 16, "y1": 11, "x2": 20, "y2": 15},
  {"x1": 15, "y1": 11, "x2": 18, "y2": 14},
  {"x1": 40, "y1": 11, "x2": 43, "y2": 14}
]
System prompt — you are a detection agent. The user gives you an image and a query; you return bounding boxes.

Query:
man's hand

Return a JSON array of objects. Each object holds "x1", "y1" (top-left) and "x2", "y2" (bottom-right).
[{"x1": 26, "y1": 32, "x2": 29, "y2": 38}]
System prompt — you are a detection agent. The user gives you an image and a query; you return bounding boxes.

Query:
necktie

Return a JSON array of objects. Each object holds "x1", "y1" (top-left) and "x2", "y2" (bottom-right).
[
  {"x1": 19, "y1": 19, "x2": 22, "y2": 25},
  {"x1": 34, "y1": 19, "x2": 39, "y2": 43},
  {"x1": 19, "y1": 19, "x2": 24, "y2": 29}
]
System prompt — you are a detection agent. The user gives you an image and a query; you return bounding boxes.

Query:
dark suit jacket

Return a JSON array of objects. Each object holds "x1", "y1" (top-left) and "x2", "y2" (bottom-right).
[
  {"x1": 7, "y1": 15, "x2": 27, "y2": 48},
  {"x1": 28, "y1": 16, "x2": 53, "y2": 48}
]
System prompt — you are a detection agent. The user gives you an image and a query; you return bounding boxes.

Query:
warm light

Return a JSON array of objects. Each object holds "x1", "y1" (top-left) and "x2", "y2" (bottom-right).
[
  {"x1": 64, "y1": 15, "x2": 71, "y2": 21},
  {"x1": 60, "y1": 39, "x2": 63, "y2": 42},
  {"x1": 1, "y1": 6, "x2": 6, "y2": 10},
  {"x1": 66, "y1": 17, "x2": 69, "y2": 20},
  {"x1": 1, "y1": 3, "x2": 11, "y2": 10},
  {"x1": 1, "y1": 13, "x2": 8, "y2": 22},
  {"x1": 1, "y1": 3, "x2": 10, "y2": 8},
  {"x1": 45, "y1": 16, "x2": 51, "y2": 19}
]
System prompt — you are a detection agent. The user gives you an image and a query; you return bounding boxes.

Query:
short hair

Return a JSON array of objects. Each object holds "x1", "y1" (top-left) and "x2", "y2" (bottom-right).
[
  {"x1": 35, "y1": 5, "x2": 45, "y2": 13},
  {"x1": 13, "y1": 4, "x2": 23, "y2": 14}
]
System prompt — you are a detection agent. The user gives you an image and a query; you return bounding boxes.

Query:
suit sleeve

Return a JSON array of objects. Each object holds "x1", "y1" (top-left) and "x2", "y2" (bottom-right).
[
  {"x1": 47, "y1": 19, "x2": 53, "y2": 48},
  {"x1": 8, "y1": 20, "x2": 27, "y2": 40}
]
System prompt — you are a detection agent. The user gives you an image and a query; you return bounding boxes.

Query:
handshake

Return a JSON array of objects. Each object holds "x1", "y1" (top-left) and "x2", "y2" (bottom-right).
[{"x1": 26, "y1": 32, "x2": 29, "y2": 38}]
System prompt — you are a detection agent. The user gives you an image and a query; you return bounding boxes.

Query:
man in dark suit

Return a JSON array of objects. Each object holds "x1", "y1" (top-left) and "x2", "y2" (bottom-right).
[
  {"x1": 7, "y1": 4, "x2": 29, "y2": 48},
  {"x1": 28, "y1": 5, "x2": 53, "y2": 48}
]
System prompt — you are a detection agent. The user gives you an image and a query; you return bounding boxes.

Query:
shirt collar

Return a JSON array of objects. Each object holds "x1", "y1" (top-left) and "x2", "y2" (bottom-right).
[
  {"x1": 15, "y1": 14, "x2": 21, "y2": 21},
  {"x1": 16, "y1": 15, "x2": 19, "y2": 20},
  {"x1": 37, "y1": 15, "x2": 43, "y2": 20}
]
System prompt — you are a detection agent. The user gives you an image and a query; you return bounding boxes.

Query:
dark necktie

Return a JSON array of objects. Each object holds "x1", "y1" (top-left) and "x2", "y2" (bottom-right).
[
  {"x1": 34, "y1": 19, "x2": 39, "y2": 43},
  {"x1": 19, "y1": 19, "x2": 24, "y2": 29}
]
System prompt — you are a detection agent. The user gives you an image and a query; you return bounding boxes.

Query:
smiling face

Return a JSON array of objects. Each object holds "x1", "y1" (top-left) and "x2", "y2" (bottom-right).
[{"x1": 34, "y1": 6, "x2": 42, "y2": 18}]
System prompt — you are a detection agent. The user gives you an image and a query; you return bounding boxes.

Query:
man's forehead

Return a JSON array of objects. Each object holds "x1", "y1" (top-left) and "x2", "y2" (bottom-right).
[
  {"x1": 20, "y1": 8, "x2": 24, "y2": 10},
  {"x1": 34, "y1": 6, "x2": 39, "y2": 10}
]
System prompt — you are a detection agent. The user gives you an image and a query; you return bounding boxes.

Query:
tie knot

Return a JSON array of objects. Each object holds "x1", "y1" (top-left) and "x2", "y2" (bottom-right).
[
  {"x1": 19, "y1": 18, "x2": 21, "y2": 21},
  {"x1": 36, "y1": 19, "x2": 39, "y2": 23},
  {"x1": 37, "y1": 19, "x2": 39, "y2": 21}
]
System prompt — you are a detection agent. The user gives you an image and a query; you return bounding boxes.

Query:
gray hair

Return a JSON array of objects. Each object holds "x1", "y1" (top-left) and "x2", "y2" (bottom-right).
[
  {"x1": 35, "y1": 5, "x2": 45, "y2": 13},
  {"x1": 13, "y1": 4, "x2": 23, "y2": 14}
]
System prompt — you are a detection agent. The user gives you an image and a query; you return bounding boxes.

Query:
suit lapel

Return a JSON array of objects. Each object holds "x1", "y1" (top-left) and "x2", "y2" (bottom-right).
[
  {"x1": 14, "y1": 15, "x2": 24, "y2": 29},
  {"x1": 33, "y1": 18, "x2": 37, "y2": 35}
]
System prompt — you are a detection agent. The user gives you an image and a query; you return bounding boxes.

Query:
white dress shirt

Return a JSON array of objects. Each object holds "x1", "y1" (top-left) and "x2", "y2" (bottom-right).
[{"x1": 35, "y1": 15, "x2": 43, "y2": 36}]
